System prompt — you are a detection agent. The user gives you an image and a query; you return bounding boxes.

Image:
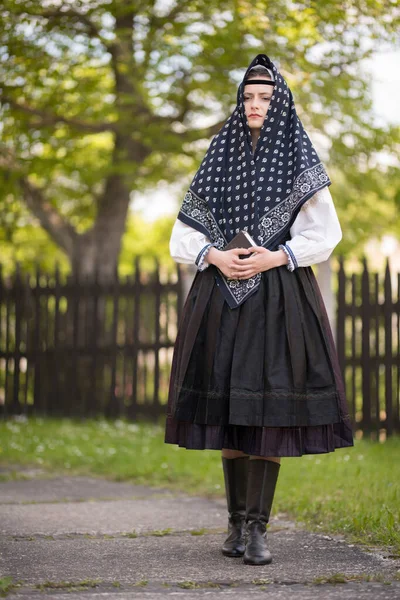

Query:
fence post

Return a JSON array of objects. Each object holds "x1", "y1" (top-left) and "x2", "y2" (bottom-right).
[
  {"x1": 129, "y1": 257, "x2": 141, "y2": 421},
  {"x1": 373, "y1": 273, "x2": 380, "y2": 435},
  {"x1": 88, "y1": 263, "x2": 100, "y2": 416},
  {"x1": 53, "y1": 264, "x2": 61, "y2": 414},
  {"x1": 11, "y1": 264, "x2": 22, "y2": 414},
  {"x1": 361, "y1": 258, "x2": 371, "y2": 433},
  {"x1": 108, "y1": 263, "x2": 120, "y2": 418},
  {"x1": 153, "y1": 258, "x2": 161, "y2": 416},
  {"x1": 33, "y1": 264, "x2": 42, "y2": 415},
  {"x1": 384, "y1": 260, "x2": 393, "y2": 437}
]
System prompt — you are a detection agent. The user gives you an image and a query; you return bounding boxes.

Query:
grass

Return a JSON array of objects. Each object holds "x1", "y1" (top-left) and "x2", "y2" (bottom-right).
[
  {"x1": 1, "y1": 416, "x2": 399, "y2": 553},
  {"x1": 35, "y1": 579, "x2": 100, "y2": 591},
  {"x1": 177, "y1": 581, "x2": 220, "y2": 589},
  {"x1": 0, "y1": 577, "x2": 19, "y2": 597},
  {"x1": 311, "y1": 573, "x2": 395, "y2": 585}
]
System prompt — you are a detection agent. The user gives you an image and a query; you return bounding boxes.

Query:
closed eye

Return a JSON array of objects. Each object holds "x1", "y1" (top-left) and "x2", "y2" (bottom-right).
[{"x1": 244, "y1": 96, "x2": 271, "y2": 101}]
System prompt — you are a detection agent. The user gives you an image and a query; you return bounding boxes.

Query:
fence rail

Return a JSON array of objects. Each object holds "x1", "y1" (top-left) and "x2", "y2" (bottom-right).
[{"x1": 1, "y1": 258, "x2": 400, "y2": 436}]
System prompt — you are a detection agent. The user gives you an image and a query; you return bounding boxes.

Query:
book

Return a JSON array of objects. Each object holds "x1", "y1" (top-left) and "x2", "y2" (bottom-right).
[{"x1": 224, "y1": 230, "x2": 256, "y2": 259}]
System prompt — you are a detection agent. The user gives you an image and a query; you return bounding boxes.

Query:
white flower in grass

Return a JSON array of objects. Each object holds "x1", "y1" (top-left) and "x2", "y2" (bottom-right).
[
  {"x1": 70, "y1": 447, "x2": 83, "y2": 457},
  {"x1": 10, "y1": 442, "x2": 23, "y2": 451}
]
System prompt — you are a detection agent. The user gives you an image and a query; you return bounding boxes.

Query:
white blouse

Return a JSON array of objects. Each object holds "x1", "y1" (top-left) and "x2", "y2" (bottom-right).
[{"x1": 169, "y1": 186, "x2": 342, "y2": 272}]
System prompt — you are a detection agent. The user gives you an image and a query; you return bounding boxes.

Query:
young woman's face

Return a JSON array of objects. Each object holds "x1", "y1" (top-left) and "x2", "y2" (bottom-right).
[{"x1": 243, "y1": 78, "x2": 274, "y2": 130}]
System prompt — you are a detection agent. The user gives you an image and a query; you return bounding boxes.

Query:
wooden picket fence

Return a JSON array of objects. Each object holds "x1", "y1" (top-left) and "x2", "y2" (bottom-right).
[
  {"x1": 0, "y1": 261, "x2": 183, "y2": 420},
  {"x1": 1, "y1": 258, "x2": 399, "y2": 435},
  {"x1": 336, "y1": 258, "x2": 400, "y2": 437}
]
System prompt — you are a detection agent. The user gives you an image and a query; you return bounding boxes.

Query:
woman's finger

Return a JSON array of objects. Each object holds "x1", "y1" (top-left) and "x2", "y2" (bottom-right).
[
  {"x1": 249, "y1": 246, "x2": 267, "y2": 254},
  {"x1": 232, "y1": 262, "x2": 254, "y2": 271}
]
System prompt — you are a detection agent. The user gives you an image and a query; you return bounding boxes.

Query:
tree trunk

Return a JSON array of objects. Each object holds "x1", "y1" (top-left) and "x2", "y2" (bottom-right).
[
  {"x1": 71, "y1": 175, "x2": 131, "y2": 281},
  {"x1": 70, "y1": 129, "x2": 143, "y2": 282}
]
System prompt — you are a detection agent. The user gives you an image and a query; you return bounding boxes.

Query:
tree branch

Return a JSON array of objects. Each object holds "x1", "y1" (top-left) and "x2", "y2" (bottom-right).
[
  {"x1": 174, "y1": 72, "x2": 196, "y2": 123},
  {"x1": 110, "y1": 3, "x2": 152, "y2": 121},
  {"x1": 19, "y1": 178, "x2": 78, "y2": 257},
  {"x1": 1, "y1": 95, "x2": 115, "y2": 133},
  {"x1": 0, "y1": 145, "x2": 23, "y2": 173}
]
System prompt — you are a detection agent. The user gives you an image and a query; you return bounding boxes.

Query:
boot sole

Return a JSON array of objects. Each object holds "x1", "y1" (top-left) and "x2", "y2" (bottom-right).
[
  {"x1": 222, "y1": 549, "x2": 245, "y2": 557},
  {"x1": 243, "y1": 556, "x2": 272, "y2": 565}
]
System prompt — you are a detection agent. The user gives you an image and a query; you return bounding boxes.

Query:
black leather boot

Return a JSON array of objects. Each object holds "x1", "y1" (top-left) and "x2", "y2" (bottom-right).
[
  {"x1": 221, "y1": 456, "x2": 249, "y2": 557},
  {"x1": 243, "y1": 458, "x2": 280, "y2": 566}
]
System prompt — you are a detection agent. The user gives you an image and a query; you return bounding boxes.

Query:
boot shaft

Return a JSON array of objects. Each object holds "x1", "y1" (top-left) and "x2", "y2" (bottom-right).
[
  {"x1": 245, "y1": 459, "x2": 280, "y2": 524},
  {"x1": 222, "y1": 456, "x2": 249, "y2": 515}
]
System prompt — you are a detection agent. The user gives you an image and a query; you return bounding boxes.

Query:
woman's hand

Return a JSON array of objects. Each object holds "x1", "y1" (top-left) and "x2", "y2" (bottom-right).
[
  {"x1": 232, "y1": 247, "x2": 288, "y2": 278},
  {"x1": 206, "y1": 247, "x2": 252, "y2": 279},
  {"x1": 206, "y1": 246, "x2": 288, "y2": 279}
]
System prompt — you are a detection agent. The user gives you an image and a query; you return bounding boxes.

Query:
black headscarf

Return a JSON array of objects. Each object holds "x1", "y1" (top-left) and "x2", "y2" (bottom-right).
[{"x1": 177, "y1": 53, "x2": 331, "y2": 308}]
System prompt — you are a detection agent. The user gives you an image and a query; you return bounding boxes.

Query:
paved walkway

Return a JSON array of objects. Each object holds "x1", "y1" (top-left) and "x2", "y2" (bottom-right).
[{"x1": 0, "y1": 469, "x2": 399, "y2": 599}]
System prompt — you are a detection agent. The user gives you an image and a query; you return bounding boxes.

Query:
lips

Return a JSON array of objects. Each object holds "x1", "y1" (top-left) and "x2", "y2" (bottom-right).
[{"x1": 249, "y1": 114, "x2": 262, "y2": 117}]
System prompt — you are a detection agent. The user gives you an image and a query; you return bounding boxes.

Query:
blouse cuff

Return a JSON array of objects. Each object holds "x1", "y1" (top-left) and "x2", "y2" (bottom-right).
[
  {"x1": 278, "y1": 244, "x2": 298, "y2": 272},
  {"x1": 195, "y1": 243, "x2": 215, "y2": 271}
]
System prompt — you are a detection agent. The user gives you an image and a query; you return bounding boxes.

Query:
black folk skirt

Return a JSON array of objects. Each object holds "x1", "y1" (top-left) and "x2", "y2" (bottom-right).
[{"x1": 164, "y1": 264, "x2": 354, "y2": 457}]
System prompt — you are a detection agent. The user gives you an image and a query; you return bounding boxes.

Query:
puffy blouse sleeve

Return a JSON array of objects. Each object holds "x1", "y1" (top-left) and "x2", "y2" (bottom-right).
[
  {"x1": 169, "y1": 219, "x2": 214, "y2": 271},
  {"x1": 278, "y1": 186, "x2": 342, "y2": 271}
]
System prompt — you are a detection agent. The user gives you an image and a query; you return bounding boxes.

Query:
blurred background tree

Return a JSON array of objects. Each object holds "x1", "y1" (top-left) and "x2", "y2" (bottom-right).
[{"x1": 0, "y1": 0, "x2": 399, "y2": 278}]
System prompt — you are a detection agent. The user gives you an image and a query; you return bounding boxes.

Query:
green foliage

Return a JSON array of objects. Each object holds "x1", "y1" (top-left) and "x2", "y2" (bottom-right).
[
  {"x1": 0, "y1": 212, "x2": 175, "y2": 277},
  {"x1": 0, "y1": 0, "x2": 399, "y2": 271},
  {"x1": 120, "y1": 214, "x2": 176, "y2": 275}
]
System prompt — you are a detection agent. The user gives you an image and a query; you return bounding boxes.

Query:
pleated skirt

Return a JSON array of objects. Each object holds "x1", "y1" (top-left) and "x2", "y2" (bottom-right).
[{"x1": 164, "y1": 264, "x2": 354, "y2": 457}]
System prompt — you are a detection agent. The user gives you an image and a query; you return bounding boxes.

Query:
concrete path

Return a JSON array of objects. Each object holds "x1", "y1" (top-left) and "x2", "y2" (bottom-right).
[{"x1": 0, "y1": 472, "x2": 399, "y2": 599}]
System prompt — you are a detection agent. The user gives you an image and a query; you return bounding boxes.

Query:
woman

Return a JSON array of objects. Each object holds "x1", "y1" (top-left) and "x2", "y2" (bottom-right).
[{"x1": 164, "y1": 54, "x2": 353, "y2": 566}]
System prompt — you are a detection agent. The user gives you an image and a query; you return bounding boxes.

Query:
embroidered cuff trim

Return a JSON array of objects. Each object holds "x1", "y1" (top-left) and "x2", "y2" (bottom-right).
[
  {"x1": 278, "y1": 244, "x2": 297, "y2": 272},
  {"x1": 195, "y1": 243, "x2": 214, "y2": 271}
]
